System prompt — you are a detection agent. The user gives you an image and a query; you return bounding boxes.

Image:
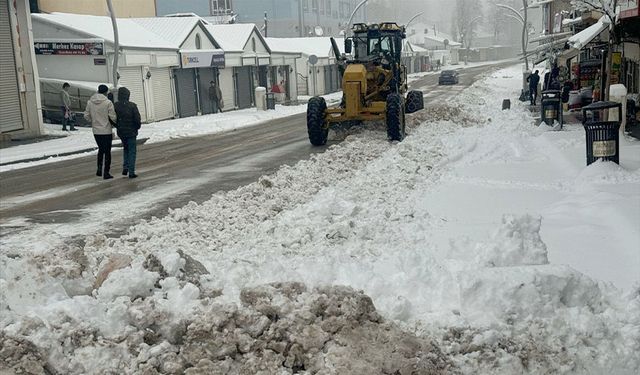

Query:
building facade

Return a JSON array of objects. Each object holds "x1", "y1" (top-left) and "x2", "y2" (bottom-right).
[
  {"x1": 31, "y1": 0, "x2": 157, "y2": 17},
  {"x1": 234, "y1": 0, "x2": 367, "y2": 37},
  {"x1": 1, "y1": 0, "x2": 43, "y2": 138}
]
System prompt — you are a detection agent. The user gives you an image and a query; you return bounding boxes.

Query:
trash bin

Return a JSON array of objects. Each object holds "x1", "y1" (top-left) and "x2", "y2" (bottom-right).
[
  {"x1": 255, "y1": 87, "x2": 267, "y2": 111},
  {"x1": 582, "y1": 101, "x2": 622, "y2": 165},
  {"x1": 541, "y1": 90, "x2": 562, "y2": 128},
  {"x1": 266, "y1": 92, "x2": 276, "y2": 110}
]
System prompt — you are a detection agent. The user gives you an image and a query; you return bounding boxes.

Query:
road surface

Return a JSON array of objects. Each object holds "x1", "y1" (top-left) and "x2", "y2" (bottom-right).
[{"x1": 0, "y1": 61, "x2": 516, "y2": 239}]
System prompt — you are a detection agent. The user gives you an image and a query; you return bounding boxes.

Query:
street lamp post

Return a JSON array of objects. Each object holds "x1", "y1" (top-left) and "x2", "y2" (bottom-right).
[
  {"x1": 406, "y1": 12, "x2": 424, "y2": 29},
  {"x1": 344, "y1": 0, "x2": 369, "y2": 36},
  {"x1": 496, "y1": 1, "x2": 529, "y2": 71},
  {"x1": 106, "y1": 0, "x2": 119, "y2": 90}
]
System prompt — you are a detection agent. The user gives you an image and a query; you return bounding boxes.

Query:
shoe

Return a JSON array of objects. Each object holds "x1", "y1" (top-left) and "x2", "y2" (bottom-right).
[
  {"x1": 70, "y1": 127, "x2": 77, "y2": 131},
  {"x1": 103, "y1": 173, "x2": 114, "y2": 180},
  {"x1": 62, "y1": 128, "x2": 68, "y2": 131},
  {"x1": 96, "y1": 169, "x2": 102, "y2": 177},
  {"x1": 122, "y1": 169, "x2": 128, "y2": 176},
  {"x1": 128, "y1": 173, "x2": 138, "y2": 179}
]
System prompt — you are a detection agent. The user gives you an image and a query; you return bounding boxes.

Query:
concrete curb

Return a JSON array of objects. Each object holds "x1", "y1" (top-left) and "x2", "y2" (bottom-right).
[{"x1": 0, "y1": 137, "x2": 149, "y2": 167}]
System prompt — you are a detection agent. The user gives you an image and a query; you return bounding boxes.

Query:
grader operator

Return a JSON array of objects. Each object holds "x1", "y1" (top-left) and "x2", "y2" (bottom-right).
[{"x1": 306, "y1": 22, "x2": 424, "y2": 146}]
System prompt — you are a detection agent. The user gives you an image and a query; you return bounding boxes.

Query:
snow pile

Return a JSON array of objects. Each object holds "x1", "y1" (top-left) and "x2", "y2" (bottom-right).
[{"x1": 2, "y1": 65, "x2": 639, "y2": 374}]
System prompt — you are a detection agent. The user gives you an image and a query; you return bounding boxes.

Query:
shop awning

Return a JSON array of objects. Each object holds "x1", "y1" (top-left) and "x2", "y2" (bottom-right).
[{"x1": 567, "y1": 16, "x2": 610, "y2": 50}]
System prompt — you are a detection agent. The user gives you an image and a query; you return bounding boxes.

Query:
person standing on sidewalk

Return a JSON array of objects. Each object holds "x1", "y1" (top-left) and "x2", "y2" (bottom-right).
[
  {"x1": 84, "y1": 84, "x2": 116, "y2": 179},
  {"x1": 114, "y1": 86, "x2": 141, "y2": 179},
  {"x1": 527, "y1": 70, "x2": 540, "y2": 105},
  {"x1": 60, "y1": 83, "x2": 76, "y2": 131},
  {"x1": 208, "y1": 81, "x2": 223, "y2": 113}
]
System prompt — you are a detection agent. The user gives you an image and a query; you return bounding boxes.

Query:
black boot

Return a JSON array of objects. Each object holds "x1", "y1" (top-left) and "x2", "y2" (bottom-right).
[
  {"x1": 122, "y1": 169, "x2": 128, "y2": 176},
  {"x1": 96, "y1": 168, "x2": 102, "y2": 177},
  {"x1": 104, "y1": 173, "x2": 113, "y2": 180}
]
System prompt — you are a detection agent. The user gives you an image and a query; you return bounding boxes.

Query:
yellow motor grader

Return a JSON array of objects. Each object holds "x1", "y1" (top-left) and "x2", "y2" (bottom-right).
[{"x1": 306, "y1": 22, "x2": 424, "y2": 146}]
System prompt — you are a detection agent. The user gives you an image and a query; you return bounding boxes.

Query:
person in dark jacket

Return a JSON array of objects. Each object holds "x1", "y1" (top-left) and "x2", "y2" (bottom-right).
[
  {"x1": 114, "y1": 87, "x2": 141, "y2": 178},
  {"x1": 526, "y1": 70, "x2": 540, "y2": 105}
]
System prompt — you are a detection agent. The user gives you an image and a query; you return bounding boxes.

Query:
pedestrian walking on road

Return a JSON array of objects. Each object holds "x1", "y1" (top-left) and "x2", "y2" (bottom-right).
[
  {"x1": 84, "y1": 84, "x2": 117, "y2": 179},
  {"x1": 114, "y1": 86, "x2": 141, "y2": 179},
  {"x1": 208, "y1": 81, "x2": 223, "y2": 113},
  {"x1": 60, "y1": 82, "x2": 76, "y2": 131},
  {"x1": 527, "y1": 70, "x2": 540, "y2": 105}
]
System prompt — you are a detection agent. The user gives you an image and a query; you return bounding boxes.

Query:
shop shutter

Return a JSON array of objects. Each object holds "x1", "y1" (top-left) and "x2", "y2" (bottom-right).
[
  {"x1": 0, "y1": 2, "x2": 23, "y2": 133},
  {"x1": 150, "y1": 67, "x2": 174, "y2": 121},
  {"x1": 118, "y1": 66, "x2": 147, "y2": 122},
  {"x1": 234, "y1": 67, "x2": 253, "y2": 109},
  {"x1": 173, "y1": 68, "x2": 198, "y2": 118},
  {"x1": 197, "y1": 67, "x2": 217, "y2": 115}
]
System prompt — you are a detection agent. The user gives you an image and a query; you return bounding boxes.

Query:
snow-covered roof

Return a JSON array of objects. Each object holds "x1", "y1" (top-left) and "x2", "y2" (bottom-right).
[
  {"x1": 131, "y1": 17, "x2": 218, "y2": 49},
  {"x1": 423, "y1": 34, "x2": 462, "y2": 47},
  {"x1": 266, "y1": 37, "x2": 344, "y2": 58},
  {"x1": 206, "y1": 23, "x2": 268, "y2": 52},
  {"x1": 567, "y1": 16, "x2": 610, "y2": 50},
  {"x1": 32, "y1": 13, "x2": 174, "y2": 50}
]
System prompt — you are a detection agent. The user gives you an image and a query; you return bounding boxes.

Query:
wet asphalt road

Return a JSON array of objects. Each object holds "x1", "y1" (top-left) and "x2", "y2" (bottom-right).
[{"x1": 0, "y1": 60, "x2": 516, "y2": 235}]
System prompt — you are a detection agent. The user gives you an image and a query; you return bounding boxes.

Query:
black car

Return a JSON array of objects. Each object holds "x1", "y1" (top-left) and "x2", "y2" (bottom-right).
[{"x1": 438, "y1": 70, "x2": 459, "y2": 85}]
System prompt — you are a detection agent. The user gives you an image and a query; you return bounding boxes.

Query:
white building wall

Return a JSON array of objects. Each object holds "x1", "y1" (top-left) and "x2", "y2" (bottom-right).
[
  {"x1": 218, "y1": 67, "x2": 235, "y2": 110},
  {"x1": 37, "y1": 55, "x2": 110, "y2": 82},
  {"x1": 182, "y1": 25, "x2": 217, "y2": 50}
]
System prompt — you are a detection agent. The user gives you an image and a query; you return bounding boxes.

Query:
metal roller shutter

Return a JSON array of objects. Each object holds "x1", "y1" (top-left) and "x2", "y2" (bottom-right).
[
  {"x1": 197, "y1": 67, "x2": 216, "y2": 115},
  {"x1": 0, "y1": 2, "x2": 23, "y2": 133},
  {"x1": 234, "y1": 67, "x2": 253, "y2": 109},
  {"x1": 173, "y1": 68, "x2": 198, "y2": 118},
  {"x1": 150, "y1": 67, "x2": 174, "y2": 121},
  {"x1": 118, "y1": 67, "x2": 147, "y2": 122}
]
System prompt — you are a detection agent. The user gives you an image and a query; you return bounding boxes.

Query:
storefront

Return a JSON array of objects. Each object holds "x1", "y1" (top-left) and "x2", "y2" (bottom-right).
[
  {"x1": 173, "y1": 49, "x2": 225, "y2": 117},
  {"x1": 206, "y1": 23, "x2": 273, "y2": 109},
  {"x1": 32, "y1": 13, "x2": 180, "y2": 123}
]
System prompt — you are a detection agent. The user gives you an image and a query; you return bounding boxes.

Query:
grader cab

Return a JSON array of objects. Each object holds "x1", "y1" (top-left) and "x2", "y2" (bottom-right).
[{"x1": 306, "y1": 22, "x2": 424, "y2": 146}]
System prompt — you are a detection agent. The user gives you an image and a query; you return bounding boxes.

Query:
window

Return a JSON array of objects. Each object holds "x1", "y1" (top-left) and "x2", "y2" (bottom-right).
[
  {"x1": 211, "y1": 0, "x2": 233, "y2": 15},
  {"x1": 320, "y1": 0, "x2": 324, "y2": 15},
  {"x1": 303, "y1": 0, "x2": 308, "y2": 11},
  {"x1": 326, "y1": 0, "x2": 331, "y2": 15},
  {"x1": 195, "y1": 33, "x2": 201, "y2": 49},
  {"x1": 312, "y1": 0, "x2": 319, "y2": 13},
  {"x1": 252, "y1": 38, "x2": 256, "y2": 52}
]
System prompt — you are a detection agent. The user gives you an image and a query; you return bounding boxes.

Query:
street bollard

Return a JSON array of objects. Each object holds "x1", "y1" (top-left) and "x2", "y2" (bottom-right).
[
  {"x1": 582, "y1": 101, "x2": 622, "y2": 165},
  {"x1": 502, "y1": 99, "x2": 511, "y2": 110}
]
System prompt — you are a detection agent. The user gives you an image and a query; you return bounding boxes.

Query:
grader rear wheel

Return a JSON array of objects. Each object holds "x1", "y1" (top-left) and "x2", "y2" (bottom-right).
[
  {"x1": 307, "y1": 97, "x2": 328, "y2": 146},
  {"x1": 386, "y1": 93, "x2": 405, "y2": 141}
]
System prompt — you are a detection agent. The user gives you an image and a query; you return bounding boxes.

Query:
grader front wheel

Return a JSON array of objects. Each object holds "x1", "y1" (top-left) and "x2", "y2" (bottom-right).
[
  {"x1": 307, "y1": 97, "x2": 328, "y2": 146},
  {"x1": 386, "y1": 93, "x2": 406, "y2": 141}
]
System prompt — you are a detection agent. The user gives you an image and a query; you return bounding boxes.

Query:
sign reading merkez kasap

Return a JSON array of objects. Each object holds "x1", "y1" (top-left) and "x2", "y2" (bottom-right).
[
  {"x1": 34, "y1": 39, "x2": 105, "y2": 56},
  {"x1": 180, "y1": 50, "x2": 225, "y2": 68}
]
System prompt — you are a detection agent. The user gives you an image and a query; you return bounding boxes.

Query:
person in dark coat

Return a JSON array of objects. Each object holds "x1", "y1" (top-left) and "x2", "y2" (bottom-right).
[
  {"x1": 208, "y1": 81, "x2": 223, "y2": 113},
  {"x1": 526, "y1": 70, "x2": 540, "y2": 105},
  {"x1": 114, "y1": 87, "x2": 141, "y2": 178}
]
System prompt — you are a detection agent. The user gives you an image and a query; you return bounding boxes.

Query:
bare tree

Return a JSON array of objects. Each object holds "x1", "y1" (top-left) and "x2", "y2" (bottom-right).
[
  {"x1": 454, "y1": 0, "x2": 483, "y2": 63},
  {"x1": 571, "y1": 0, "x2": 618, "y2": 100}
]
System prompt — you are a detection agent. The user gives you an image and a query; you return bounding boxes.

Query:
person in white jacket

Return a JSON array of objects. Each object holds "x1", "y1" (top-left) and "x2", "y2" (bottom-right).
[{"x1": 84, "y1": 84, "x2": 117, "y2": 179}]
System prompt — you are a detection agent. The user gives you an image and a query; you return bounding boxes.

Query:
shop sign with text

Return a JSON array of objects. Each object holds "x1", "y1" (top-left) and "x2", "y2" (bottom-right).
[{"x1": 34, "y1": 40, "x2": 104, "y2": 56}]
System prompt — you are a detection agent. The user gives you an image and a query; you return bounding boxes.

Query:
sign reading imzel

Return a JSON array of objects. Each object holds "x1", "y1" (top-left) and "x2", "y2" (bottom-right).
[
  {"x1": 34, "y1": 39, "x2": 105, "y2": 56},
  {"x1": 180, "y1": 50, "x2": 225, "y2": 68}
]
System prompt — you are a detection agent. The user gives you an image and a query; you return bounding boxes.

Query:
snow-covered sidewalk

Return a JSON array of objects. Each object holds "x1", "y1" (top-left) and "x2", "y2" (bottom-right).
[
  {"x1": 0, "y1": 92, "x2": 343, "y2": 172},
  {"x1": 1, "y1": 65, "x2": 639, "y2": 374}
]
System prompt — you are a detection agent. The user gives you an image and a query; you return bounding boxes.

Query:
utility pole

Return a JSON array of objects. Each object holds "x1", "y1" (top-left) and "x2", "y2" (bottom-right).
[
  {"x1": 605, "y1": 0, "x2": 618, "y2": 101},
  {"x1": 106, "y1": 0, "x2": 119, "y2": 91},
  {"x1": 264, "y1": 11, "x2": 268, "y2": 37}
]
